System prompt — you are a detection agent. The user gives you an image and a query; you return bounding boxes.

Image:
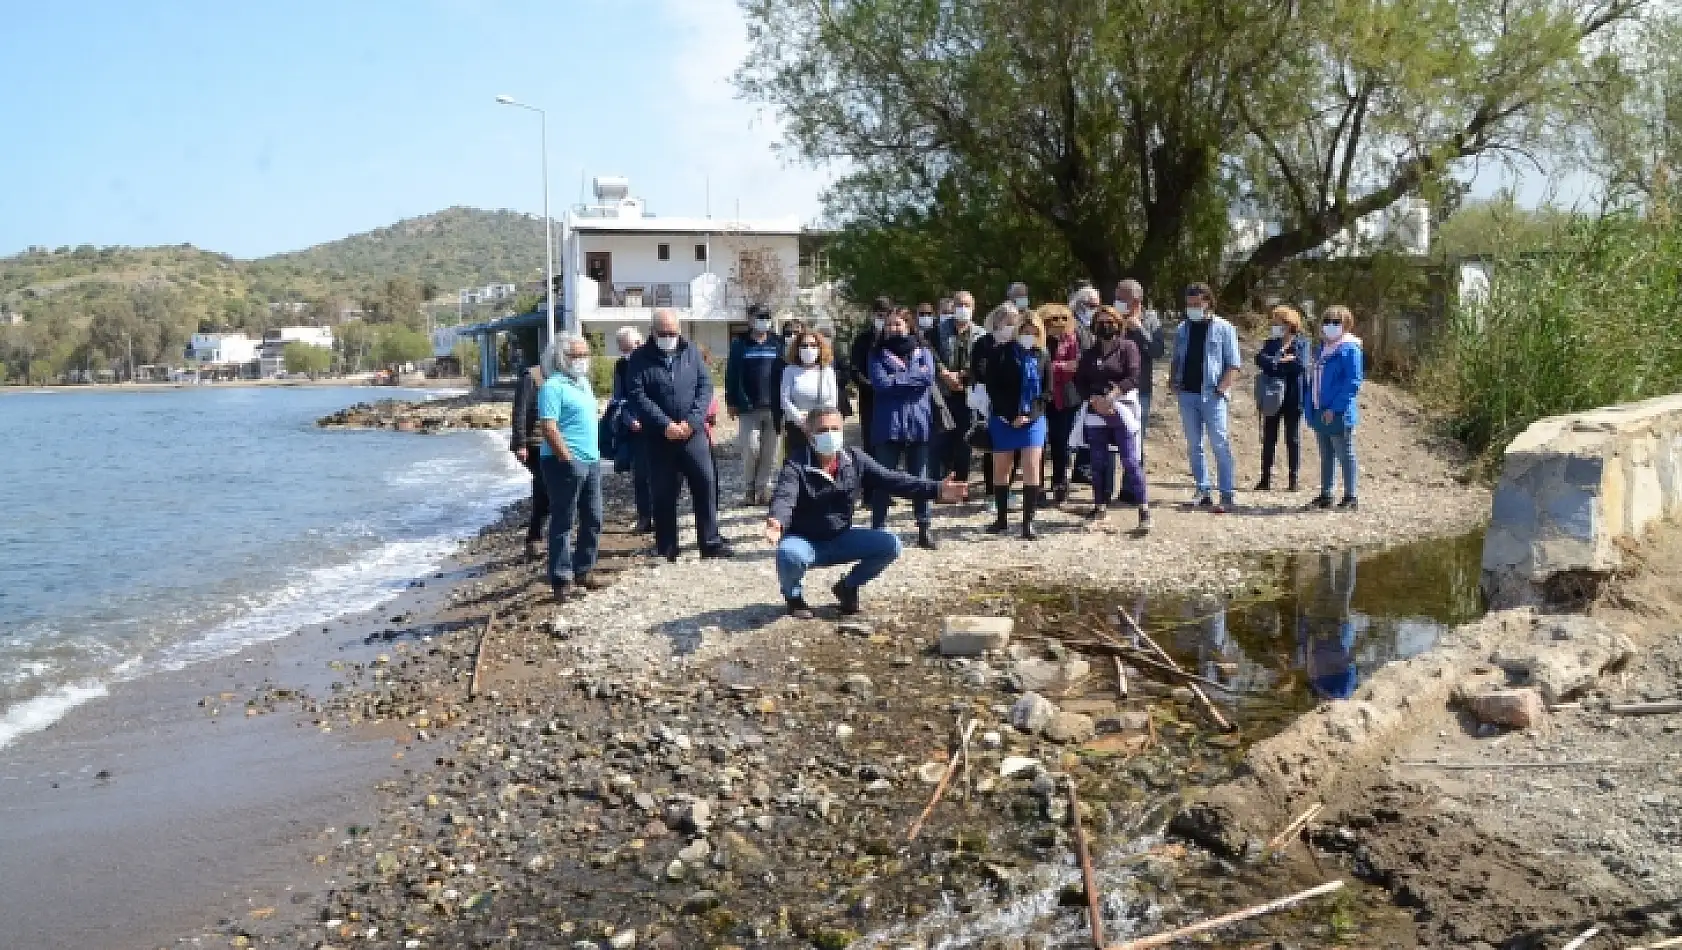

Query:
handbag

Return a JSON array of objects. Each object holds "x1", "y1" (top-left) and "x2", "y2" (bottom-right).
[
  {"x1": 1256, "y1": 374, "x2": 1287, "y2": 417},
  {"x1": 966, "y1": 418, "x2": 993, "y2": 451}
]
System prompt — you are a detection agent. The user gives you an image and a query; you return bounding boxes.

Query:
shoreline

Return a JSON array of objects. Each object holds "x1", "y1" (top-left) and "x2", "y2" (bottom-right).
[{"x1": 0, "y1": 376, "x2": 471, "y2": 395}]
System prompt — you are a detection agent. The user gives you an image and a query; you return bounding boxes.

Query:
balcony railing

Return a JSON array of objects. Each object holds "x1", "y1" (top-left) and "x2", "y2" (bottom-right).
[{"x1": 596, "y1": 282, "x2": 691, "y2": 309}]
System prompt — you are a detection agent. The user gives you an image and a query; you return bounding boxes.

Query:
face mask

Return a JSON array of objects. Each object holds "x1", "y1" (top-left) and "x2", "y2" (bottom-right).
[
  {"x1": 811, "y1": 429, "x2": 844, "y2": 456},
  {"x1": 872, "y1": 317, "x2": 886, "y2": 332},
  {"x1": 655, "y1": 335, "x2": 679, "y2": 352},
  {"x1": 799, "y1": 346, "x2": 819, "y2": 365},
  {"x1": 994, "y1": 326, "x2": 1015, "y2": 343},
  {"x1": 1096, "y1": 325, "x2": 1119, "y2": 341},
  {"x1": 753, "y1": 318, "x2": 772, "y2": 333},
  {"x1": 568, "y1": 357, "x2": 592, "y2": 378},
  {"x1": 1322, "y1": 324, "x2": 1344, "y2": 342},
  {"x1": 954, "y1": 306, "x2": 972, "y2": 323},
  {"x1": 918, "y1": 315, "x2": 934, "y2": 330},
  {"x1": 1012, "y1": 296, "x2": 1030, "y2": 311},
  {"x1": 1017, "y1": 334, "x2": 1039, "y2": 349},
  {"x1": 1270, "y1": 325, "x2": 1285, "y2": 339},
  {"x1": 1185, "y1": 307, "x2": 1206, "y2": 321}
]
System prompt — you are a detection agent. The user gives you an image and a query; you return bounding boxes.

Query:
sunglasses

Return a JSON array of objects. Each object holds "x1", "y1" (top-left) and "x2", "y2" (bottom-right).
[{"x1": 1321, "y1": 318, "x2": 1343, "y2": 326}]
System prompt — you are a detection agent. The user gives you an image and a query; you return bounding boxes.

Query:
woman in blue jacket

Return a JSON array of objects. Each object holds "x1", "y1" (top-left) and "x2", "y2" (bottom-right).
[
  {"x1": 1254, "y1": 305, "x2": 1310, "y2": 492},
  {"x1": 868, "y1": 309, "x2": 940, "y2": 549},
  {"x1": 1304, "y1": 305, "x2": 1364, "y2": 510}
]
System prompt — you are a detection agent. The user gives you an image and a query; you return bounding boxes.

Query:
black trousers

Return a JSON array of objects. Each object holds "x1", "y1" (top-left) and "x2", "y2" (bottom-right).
[
  {"x1": 1260, "y1": 394, "x2": 1303, "y2": 481},
  {"x1": 855, "y1": 387, "x2": 875, "y2": 449},
  {"x1": 940, "y1": 394, "x2": 973, "y2": 481},
  {"x1": 1045, "y1": 405, "x2": 1078, "y2": 485},
  {"x1": 646, "y1": 431, "x2": 724, "y2": 556},
  {"x1": 520, "y1": 449, "x2": 549, "y2": 541}
]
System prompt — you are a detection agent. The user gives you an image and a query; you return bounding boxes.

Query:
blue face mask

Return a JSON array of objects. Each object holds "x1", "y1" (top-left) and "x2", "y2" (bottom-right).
[{"x1": 811, "y1": 429, "x2": 844, "y2": 456}]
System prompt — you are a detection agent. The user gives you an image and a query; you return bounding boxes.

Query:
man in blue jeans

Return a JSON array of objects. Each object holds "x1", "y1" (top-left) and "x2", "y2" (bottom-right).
[
  {"x1": 764, "y1": 408, "x2": 967, "y2": 619},
  {"x1": 537, "y1": 333, "x2": 606, "y2": 601},
  {"x1": 1169, "y1": 282, "x2": 1242, "y2": 512}
]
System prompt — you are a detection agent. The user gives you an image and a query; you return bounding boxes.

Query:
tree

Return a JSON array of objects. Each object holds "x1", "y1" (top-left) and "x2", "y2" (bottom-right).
[
  {"x1": 283, "y1": 341, "x2": 333, "y2": 377},
  {"x1": 726, "y1": 243, "x2": 795, "y2": 311},
  {"x1": 738, "y1": 0, "x2": 1643, "y2": 307},
  {"x1": 365, "y1": 276, "x2": 424, "y2": 327},
  {"x1": 374, "y1": 325, "x2": 432, "y2": 366},
  {"x1": 1574, "y1": 10, "x2": 1681, "y2": 206}
]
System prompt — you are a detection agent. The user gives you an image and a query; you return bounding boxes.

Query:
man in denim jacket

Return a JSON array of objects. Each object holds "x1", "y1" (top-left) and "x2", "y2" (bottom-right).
[{"x1": 1169, "y1": 282, "x2": 1242, "y2": 511}]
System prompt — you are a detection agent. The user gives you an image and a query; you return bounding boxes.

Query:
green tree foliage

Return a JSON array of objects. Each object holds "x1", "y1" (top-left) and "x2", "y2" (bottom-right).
[
  {"x1": 283, "y1": 341, "x2": 333, "y2": 376},
  {"x1": 1434, "y1": 195, "x2": 1587, "y2": 257},
  {"x1": 373, "y1": 325, "x2": 432, "y2": 366},
  {"x1": 738, "y1": 0, "x2": 1642, "y2": 307},
  {"x1": 1575, "y1": 10, "x2": 1682, "y2": 206},
  {"x1": 1427, "y1": 210, "x2": 1682, "y2": 469},
  {"x1": 364, "y1": 276, "x2": 425, "y2": 326}
]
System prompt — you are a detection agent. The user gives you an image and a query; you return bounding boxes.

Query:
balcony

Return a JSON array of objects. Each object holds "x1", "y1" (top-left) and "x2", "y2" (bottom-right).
[{"x1": 596, "y1": 282, "x2": 691, "y2": 309}]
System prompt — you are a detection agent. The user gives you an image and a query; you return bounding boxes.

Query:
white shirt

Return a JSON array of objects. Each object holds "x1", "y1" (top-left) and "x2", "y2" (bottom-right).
[{"x1": 780, "y1": 363, "x2": 839, "y2": 426}]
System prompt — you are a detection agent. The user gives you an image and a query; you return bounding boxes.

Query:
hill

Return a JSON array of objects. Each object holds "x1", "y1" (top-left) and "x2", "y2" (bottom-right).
[{"x1": 0, "y1": 208, "x2": 546, "y2": 382}]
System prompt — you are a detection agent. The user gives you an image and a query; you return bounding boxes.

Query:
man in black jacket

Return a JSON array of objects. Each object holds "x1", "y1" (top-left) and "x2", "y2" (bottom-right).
[
  {"x1": 509, "y1": 361, "x2": 549, "y2": 559},
  {"x1": 624, "y1": 309, "x2": 734, "y2": 561},
  {"x1": 847, "y1": 296, "x2": 891, "y2": 449},
  {"x1": 765, "y1": 408, "x2": 965, "y2": 618}
]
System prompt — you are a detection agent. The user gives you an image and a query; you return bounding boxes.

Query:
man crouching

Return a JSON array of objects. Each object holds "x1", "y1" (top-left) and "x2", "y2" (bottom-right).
[{"x1": 764, "y1": 408, "x2": 967, "y2": 619}]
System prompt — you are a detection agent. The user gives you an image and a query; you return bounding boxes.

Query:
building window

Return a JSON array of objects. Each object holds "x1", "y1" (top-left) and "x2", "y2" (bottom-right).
[
  {"x1": 694, "y1": 243, "x2": 708, "y2": 262},
  {"x1": 657, "y1": 243, "x2": 670, "y2": 261}
]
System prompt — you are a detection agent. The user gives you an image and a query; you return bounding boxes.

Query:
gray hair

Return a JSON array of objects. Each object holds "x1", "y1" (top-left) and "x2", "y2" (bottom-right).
[
  {"x1": 542, "y1": 332, "x2": 590, "y2": 377},
  {"x1": 987, "y1": 303, "x2": 1019, "y2": 332},
  {"x1": 1115, "y1": 279, "x2": 1144, "y2": 303},
  {"x1": 1070, "y1": 286, "x2": 1101, "y2": 308},
  {"x1": 615, "y1": 326, "x2": 643, "y2": 350}
]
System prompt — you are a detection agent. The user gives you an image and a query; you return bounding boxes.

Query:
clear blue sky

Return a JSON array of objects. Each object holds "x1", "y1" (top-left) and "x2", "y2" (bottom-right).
[{"x1": 0, "y1": 0, "x2": 832, "y2": 259}]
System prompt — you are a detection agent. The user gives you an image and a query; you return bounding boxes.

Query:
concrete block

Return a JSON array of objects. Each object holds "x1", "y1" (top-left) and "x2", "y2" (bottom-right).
[
  {"x1": 1010, "y1": 692, "x2": 1058, "y2": 734},
  {"x1": 1461, "y1": 688, "x2": 1546, "y2": 729},
  {"x1": 940, "y1": 616, "x2": 1013, "y2": 656}
]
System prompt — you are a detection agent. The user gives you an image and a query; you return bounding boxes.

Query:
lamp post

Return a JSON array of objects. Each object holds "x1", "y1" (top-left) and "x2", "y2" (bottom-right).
[{"x1": 495, "y1": 95, "x2": 558, "y2": 346}]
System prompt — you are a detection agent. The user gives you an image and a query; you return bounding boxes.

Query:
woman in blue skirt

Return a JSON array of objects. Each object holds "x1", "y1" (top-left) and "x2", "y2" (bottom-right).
[{"x1": 983, "y1": 306, "x2": 1050, "y2": 539}]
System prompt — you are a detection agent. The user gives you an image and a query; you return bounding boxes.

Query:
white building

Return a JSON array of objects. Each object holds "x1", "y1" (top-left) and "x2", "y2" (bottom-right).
[
  {"x1": 265, "y1": 326, "x2": 335, "y2": 349},
  {"x1": 459, "y1": 283, "x2": 519, "y2": 306},
  {"x1": 561, "y1": 176, "x2": 806, "y2": 356},
  {"x1": 188, "y1": 333, "x2": 259, "y2": 365},
  {"x1": 1227, "y1": 197, "x2": 1433, "y2": 262}
]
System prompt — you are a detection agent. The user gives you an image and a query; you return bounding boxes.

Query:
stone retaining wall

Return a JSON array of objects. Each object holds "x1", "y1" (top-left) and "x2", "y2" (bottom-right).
[{"x1": 1482, "y1": 393, "x2": 1682, "y2": 607}]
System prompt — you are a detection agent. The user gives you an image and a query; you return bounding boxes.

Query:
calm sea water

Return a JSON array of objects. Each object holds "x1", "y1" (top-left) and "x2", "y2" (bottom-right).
[{"x1": 0, "y1": 386, "x2": 527, "y2": 749}]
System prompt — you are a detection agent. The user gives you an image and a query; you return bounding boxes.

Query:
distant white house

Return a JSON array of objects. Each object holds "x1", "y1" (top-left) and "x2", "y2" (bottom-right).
[
  {"x1": 187, "y1": 333, "x2": 259, "y2": 364},
  {"x1": 459, "y1": 283, "x2": 519, "y2": 306},
  {"x1": 560, "y1": 176, "x2": 807, "y2": 355},
  {"x1": 265, "y1": 326, "x2": 335, "y2": 349}
]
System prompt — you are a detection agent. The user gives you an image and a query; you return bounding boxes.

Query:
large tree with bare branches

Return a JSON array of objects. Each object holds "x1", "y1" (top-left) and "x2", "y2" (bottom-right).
[{"x1": 738, "y1": 0, "x2": 1644, "y2": 305}]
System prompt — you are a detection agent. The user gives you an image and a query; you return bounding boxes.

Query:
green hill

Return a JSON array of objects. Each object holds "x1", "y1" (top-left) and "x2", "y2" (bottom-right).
[{"x1": 0, "y1": 208, "x2": 546, "y2": 382}]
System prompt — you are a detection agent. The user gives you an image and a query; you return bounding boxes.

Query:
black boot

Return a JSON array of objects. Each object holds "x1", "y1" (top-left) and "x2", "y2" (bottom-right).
[
  {"x1": 1021, "y1": 487, "x2": 1039, "y2": 540},
  {"x1": 985, "y1": 487, "x2": 1010, "y2": 533},
  {"x1": 917, "y1": 525, "x2": 939, "y2": 550}
]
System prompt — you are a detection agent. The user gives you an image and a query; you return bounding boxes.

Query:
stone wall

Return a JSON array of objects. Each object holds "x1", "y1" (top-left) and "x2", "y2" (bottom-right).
[{"x1": 1482, "y1": 393, "x2": 1682, "y2": 606}]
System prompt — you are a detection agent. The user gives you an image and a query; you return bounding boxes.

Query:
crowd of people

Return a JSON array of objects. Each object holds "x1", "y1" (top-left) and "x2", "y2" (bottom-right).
[{"x1": 511, "y1": 280, "x2": 1366, "y2": 614}]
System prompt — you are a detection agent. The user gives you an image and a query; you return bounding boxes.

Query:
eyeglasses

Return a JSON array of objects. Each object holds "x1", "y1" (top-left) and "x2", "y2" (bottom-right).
[{"x1": 1321, "y1": 318, "x2": 1343, "y2": 326}]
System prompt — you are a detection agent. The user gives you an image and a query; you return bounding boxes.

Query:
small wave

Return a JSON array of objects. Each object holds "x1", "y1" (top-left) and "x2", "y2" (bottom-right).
[{"x1": 0, "y1": 682, "x2": 109, "y2": 749}]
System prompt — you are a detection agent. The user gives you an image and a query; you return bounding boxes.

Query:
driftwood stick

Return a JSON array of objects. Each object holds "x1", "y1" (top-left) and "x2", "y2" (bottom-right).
[
  {"x1": 1067, "y1": 643, "x2": 1248, "y2": 695},
  {"x1": 1113, "y1": 656, "x2": 1129, "y2": 699},
  {"x1": 1266, "y1": 802, "x2": 1324, "y2": 851},
  {"x1": 1066, "y1": 778, "x2": 1106, "y2": 948},
  {"x1": 1401, "y1": 759, "x2": 1658, "y2": 770},
  {"x1": 1609, "y1": 700, "x2": 1682, "y2": 716},
  {"x1": 1627, "y1": 936, "x2": 1682, "y2": 950},
  {"x1": 1113, "y1": 608, "x2": 1238, "y2": 732},
  {"x1": 958, "y1": 713, "x2": 974, "y2": 803},
  {"x1": 1104, "y1": 881, "x2": 1345, "y2": 950},
  {"x1": 907, "y1": 718, "x2": 979, "y2": 842},
  {"x1": 1561, "y1": 925, "x2": 1602, "y2": 950},
  {"x1": 468, "y1": 609, "x2": 496, "y2": 700}
]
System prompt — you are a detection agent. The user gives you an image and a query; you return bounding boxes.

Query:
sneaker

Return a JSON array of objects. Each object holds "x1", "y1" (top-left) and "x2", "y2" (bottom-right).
[
  {"x1": 1086, "y1": 506, "x2": 1105, "y2": 521},
  {"x1": 551, "y1": 582, "x2": 577, "y2": 603},
  {"x1": 1306, "y1": 495, "x2": 1333, "y2": 510},
  {"x1": 1136, "y1": 507, "x2": 1153, "y2": 533},
  {"x1": 917, "y1": 526, "x2": 939, "y2": 550},
  {"x1": 831, "y1": 578, "x2": 861, "y2": 616},
  {"x1": 1195, "y1": 494, "x2": 1214, "y2": 508},
  {"x1": 1253, "y1": 478, "x2": 1271, "y2": 492},
  {"x1": 1338, "y1": 497, "x2": 1360, "y2": 510},
  {"x1": 785, "y1": 596, "x2": 815, "y2": 620},
  {"x1": 700, "y1": 544, "x2": 736, "y2": 559}
]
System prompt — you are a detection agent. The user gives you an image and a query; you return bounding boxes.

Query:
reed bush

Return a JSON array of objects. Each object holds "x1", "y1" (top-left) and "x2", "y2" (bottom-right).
[{"x1": 1428, "y1": 211, "x2": 1682, "y2": 471}]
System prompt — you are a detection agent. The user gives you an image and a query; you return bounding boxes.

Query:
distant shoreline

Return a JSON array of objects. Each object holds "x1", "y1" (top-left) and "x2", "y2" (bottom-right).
[{"x1": 0, "y1": 376, "x2": 473, "y2": 394}]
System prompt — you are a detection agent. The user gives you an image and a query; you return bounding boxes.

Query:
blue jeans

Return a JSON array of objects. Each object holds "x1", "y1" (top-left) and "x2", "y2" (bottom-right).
[
  {"x1": 540, "y1": 456, "x2": 604, "y2": 588},
  {"x1": 1314, "y1": 421, "x2": 1359, "y2": 500},
  {"x1": 776, "y1": 527, "x2": 903, "y2": 599},
  {"x1": 870, "y1": 440, "x2": 931, "y2": 528},
  {"x1": 1176, "y1": 392, "x2": 1235, "y2": 500}
]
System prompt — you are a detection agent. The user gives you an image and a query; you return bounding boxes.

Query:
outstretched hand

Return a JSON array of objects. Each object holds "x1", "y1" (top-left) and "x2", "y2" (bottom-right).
[
  {"x1": 937, "y1": 477, "x2": 969, "y2": 505},
  {"x1": 763, "y1": 518, "x2": 783, "y2": 545}
]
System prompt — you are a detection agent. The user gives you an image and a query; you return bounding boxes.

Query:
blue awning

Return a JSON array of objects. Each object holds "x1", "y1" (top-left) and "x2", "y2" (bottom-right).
[{"x1": 462, "y1": 310, "x2": 549, "y2": 337}]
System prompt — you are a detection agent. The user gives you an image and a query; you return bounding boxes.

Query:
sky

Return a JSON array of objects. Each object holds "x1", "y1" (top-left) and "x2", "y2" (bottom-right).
[{"x1": 0, "y1": 0, "x2": 834, "y2": 259}]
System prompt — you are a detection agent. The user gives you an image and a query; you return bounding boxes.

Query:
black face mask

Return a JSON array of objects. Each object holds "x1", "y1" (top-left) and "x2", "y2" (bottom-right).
[{"x1": 1096, "y1": 325, "x2": 1120, "y2": 341}]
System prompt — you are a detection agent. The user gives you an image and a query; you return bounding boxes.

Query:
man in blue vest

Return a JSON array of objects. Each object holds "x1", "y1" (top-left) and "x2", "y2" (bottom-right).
[{"x1": 624, "y1": 309, "x2": 735, "y2": 561}]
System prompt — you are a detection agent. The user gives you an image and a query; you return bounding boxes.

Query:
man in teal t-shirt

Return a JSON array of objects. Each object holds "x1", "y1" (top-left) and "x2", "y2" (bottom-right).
[{"x1": 537, "y1": 334, "x2": 604, "y2": 600}]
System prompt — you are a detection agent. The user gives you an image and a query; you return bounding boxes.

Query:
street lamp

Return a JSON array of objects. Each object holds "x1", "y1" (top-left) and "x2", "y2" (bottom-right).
[{"x1": 495, "y1": 94, "x2": 558, "y2": 346}]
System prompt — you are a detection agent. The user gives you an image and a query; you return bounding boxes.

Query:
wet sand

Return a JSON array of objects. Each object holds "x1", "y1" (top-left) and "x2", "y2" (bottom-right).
[{"x1": 0, "y1": 560, "x2": 478, "y2": 950}]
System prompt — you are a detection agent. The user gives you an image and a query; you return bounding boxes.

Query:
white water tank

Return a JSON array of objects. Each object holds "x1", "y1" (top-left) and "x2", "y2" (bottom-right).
[{"x1": 593, "y1": 176, "x2": 629, "y2": 202}]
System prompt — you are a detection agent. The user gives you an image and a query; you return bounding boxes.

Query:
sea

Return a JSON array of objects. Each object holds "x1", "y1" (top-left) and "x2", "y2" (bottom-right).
[{"x1": 0, "y1": 386, "x2": 528, "y2": 750}]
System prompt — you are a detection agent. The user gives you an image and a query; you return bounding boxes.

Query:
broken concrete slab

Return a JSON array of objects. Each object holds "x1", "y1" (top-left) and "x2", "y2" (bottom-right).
[
  {"x1": 1490, "y1": 615, "x2": 1636, "y2": 704},
  {"x1": 1008, "y1": 657, "x2": 1091, "y2": 695},
  {"x1": 1043, "y1": 712, "x2": 1096, "y2": 744},
  {"x1": 940, "y1": 616, "x2": 1014, "y2": 656},
  {"x1": 1459, "y1": 687, "x2": 1547, "y2": 729}
]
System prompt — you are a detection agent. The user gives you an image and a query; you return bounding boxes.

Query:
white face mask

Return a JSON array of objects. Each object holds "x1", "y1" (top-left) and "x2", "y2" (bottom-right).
[
  {"x1": 811, "y1": 429, "x2": 844, "y2": 456},
  {"x1": 753, "y1": 318, "x2": 772, "y2": 333},
  {"x1": 872, "y1": 317, "x2": 886, "y2": 332},
  {"x1": 917, "y1": 315, "x2": 934, "y2": 330},
  {"x1": 954, "y1": 305, "x2": 972, "y2": 323},
  {"x1": 1322, "y1": 324, "x2": 1344, "y2": 342},
  {"x1": 799, "y1": 346, "x2": 820, "y2": 365},
  {"x1": 1269, "y1": 325, "x2": 1285, "y2": 339},
  {"x1": 1012, "y1": 296, "x2": 1030, "y2": 311},
  {"x1": 568, "y1": 357, "x2": 592, "y2": 378},
  {"x1": 993, "y1": 325, "x2": 1015, "y2": 343},
  {"x1": 1017, "y1": 334, "x2": 1039, "y2": 350},
  {"x1": 655, "y1": 334, "x2": 679, "y2": 352},
  {"x1": 1185, "y1": 307, "x2": 1206, "y2": 321}
]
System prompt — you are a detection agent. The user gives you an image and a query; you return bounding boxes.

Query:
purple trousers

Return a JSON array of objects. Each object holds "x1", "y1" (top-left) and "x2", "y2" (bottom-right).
[{"x1": 1085, "y1": 415, "x2": 1147, "y2": 506}]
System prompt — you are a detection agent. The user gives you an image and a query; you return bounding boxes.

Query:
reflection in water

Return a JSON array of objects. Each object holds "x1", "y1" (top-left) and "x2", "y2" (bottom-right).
[{"x1": 1134, "y1": 531, "x2": 1486, "y2": 717}]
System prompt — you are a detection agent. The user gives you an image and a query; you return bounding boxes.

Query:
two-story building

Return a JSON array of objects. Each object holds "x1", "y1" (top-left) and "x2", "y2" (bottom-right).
[
  {"x1": 187, "y1": 333, "x2": 259, "y2": 366},
  {"x1": 562, "y1": 177, "x2": 805, "y2": 356}
]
